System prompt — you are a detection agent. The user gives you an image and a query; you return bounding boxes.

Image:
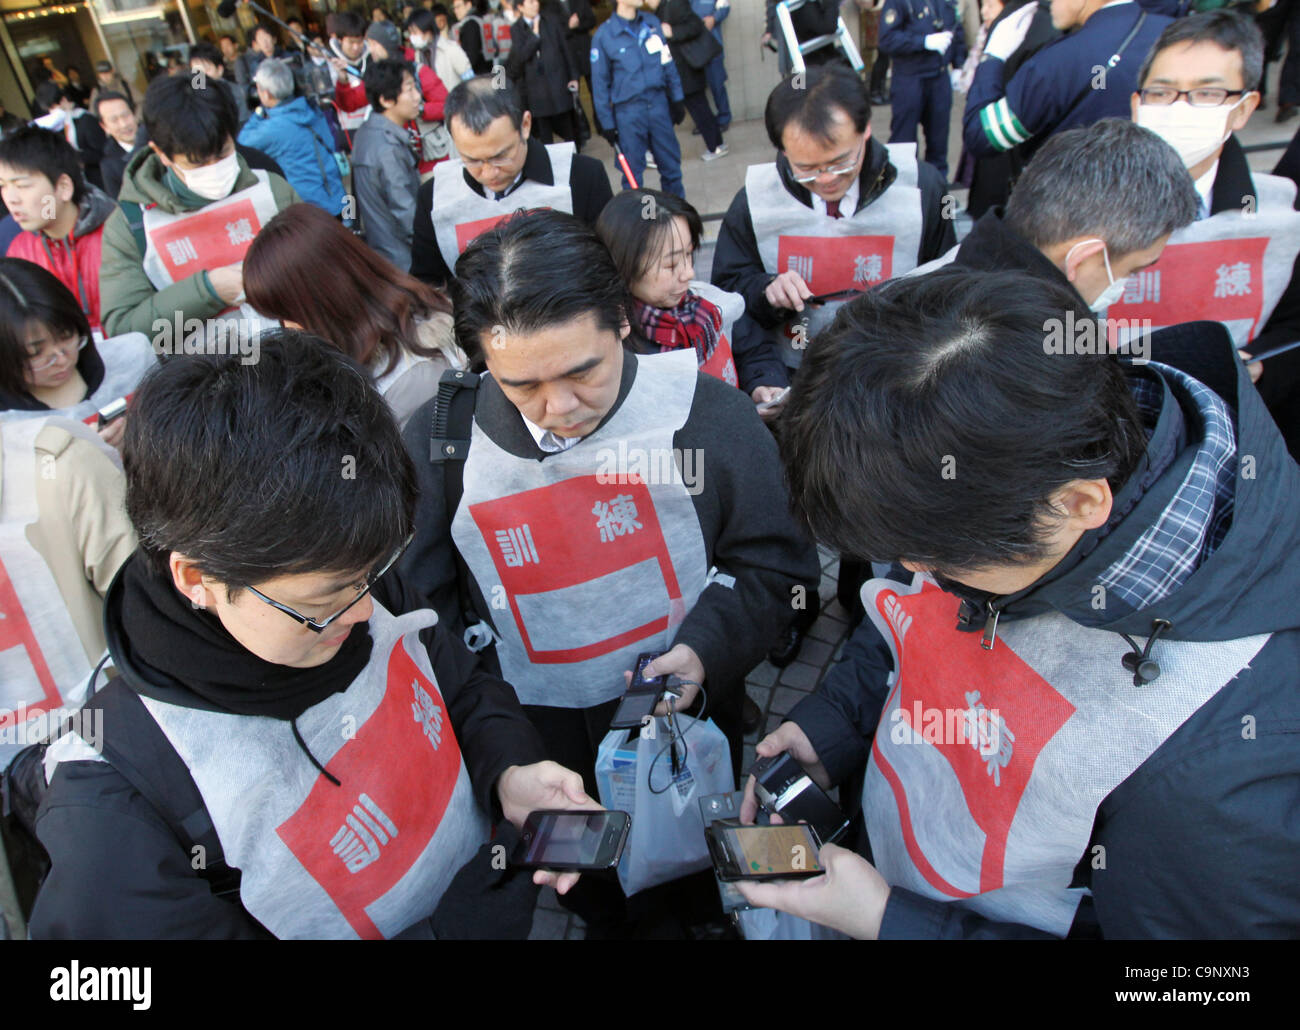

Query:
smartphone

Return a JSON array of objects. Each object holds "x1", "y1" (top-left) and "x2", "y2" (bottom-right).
[
  {"x1": 704, "y1": 821, "x2": 825, "y2": 882},
  {"x1": 94, "y1": 397, "x2": 128, "y2": 429},
  {"x1": 750, "y1": 752, "x2": 849, "y2": 846},
  {"x1": 608, "y1": 650, "x2": 670, "y2": 730},
  {"x1": 509, "y1": 809, "x2": 631, "y2": 871},
  {"x1": 756, "y1": 387, "x2": 791, "y2": 413}
]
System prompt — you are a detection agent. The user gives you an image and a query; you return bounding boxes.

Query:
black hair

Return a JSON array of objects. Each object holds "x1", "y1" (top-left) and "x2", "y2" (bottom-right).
[
  {"x1": 445, "y1": 75, "x2": 524, "y2": 133},
  {"x1": 764, "y1": 65, "x2": 871, "y2": 151},
  {"x1": 251, "y1": 22, "x2": 277, "y2": 44},
  {"x1": 143, "y1": 69, "x2": 239, "y2": 162},
  {"x1": 122, "y1": 330, "x2": 415, "y2": 591},
  {"x1": 595, "y1": 188, "x2": 702, "y2": 285},
  {"x1": 1138, "y1": 9, "x2": 1264, "y2": 92},
  {"x1": 92, "y1": 89, "x2": 134, "y2": 120},
  {"x1": 452, "y1": 209, "x2": 627, "y2": 368},
  {"x1": 779, "y1": 266, "x2": 1148, "y2": 573},
  {"x1": 364, "y1": 58, "x2": 409, "y2": 111},
  {"x1": 0, "y1": 257, "x2": 93, "y2": 402},
  {"x1": 406, "y1": 9, "x2": 438, "y2": 34},
  {"x1": 189, "y1": 41, "x2": 226, "y2": 73},
  {"x1": 0, "y1": 125, "x2": 85, "y2": 205},
  {"x1": 332, "y1": 10, "x2": 368, "y2": 38},
  {"x1": 33, "y1": 80, "x2": 67, "y2": 117}
]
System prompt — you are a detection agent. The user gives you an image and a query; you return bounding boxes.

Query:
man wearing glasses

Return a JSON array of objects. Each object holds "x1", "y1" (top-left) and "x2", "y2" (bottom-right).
[
  {"x1": 1113, "y1": 10, "x2": 1300, "y2": 459},
  {"x1": 409, "y1": 76, "x2": 613, "y2": 288},
  {"x1": 30, "y1": 331, "x2": 595, "y2": 939},
  {"x1": 711, "y1": 66, "x2": 955, "y2": 374}
]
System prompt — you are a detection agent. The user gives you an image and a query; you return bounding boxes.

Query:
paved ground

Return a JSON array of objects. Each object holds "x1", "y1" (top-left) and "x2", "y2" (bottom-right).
[{"x1": 529, "y1": 71, "x2": 1298, "y2": 939}]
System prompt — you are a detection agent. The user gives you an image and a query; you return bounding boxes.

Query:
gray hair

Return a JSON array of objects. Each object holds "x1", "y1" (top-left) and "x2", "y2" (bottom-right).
[
  {"x1": 253, "y1": 58, "x2": 295, "y2": 102},
  {"x1": 1004, "y1": 119, "x2": 1199, "y2": 259},
  {"x1": 1137, "y1": 9, "x2": 1264, "y2": 93}
]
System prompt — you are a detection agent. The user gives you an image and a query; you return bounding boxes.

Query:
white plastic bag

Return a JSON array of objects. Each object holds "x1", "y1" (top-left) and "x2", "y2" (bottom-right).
[{"x1": 595, "y1": 715, "x2": 732, "y2": 897}]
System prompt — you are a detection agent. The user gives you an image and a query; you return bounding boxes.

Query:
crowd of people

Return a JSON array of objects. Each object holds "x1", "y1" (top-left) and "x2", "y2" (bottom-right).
[{"x1": 0, "y1": 4, "x2": 1298, "y2": 941}]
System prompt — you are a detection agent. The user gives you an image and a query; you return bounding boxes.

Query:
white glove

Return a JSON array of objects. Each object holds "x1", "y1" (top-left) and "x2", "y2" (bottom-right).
[
  {"x1": 924, "y1": 30, "x2": 953, "y2": 53},
  {"x1": 950, "y1": 67, "x2": 963, "y2": 91},
  {"x1": 984, "y1": 2, "x2": 1036, "y2": 62}
]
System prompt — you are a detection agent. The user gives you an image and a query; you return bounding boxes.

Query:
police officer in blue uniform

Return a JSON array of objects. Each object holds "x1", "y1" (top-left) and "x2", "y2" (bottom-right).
[
  {"x1": 878, "y1": 0, "x2": 966, "y2": 179},
  {"x1": 591, "y1": 0, "x2": 687, "y2": 198},
  {"x1": 964, "y1": 0, "x2": 1171, "y2": 163}
]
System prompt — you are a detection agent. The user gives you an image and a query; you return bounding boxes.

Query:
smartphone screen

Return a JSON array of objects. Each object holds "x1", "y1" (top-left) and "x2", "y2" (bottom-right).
[
  {"x1": 720, "y1": 824, "x2": 823, "y2": 878},
  {"x1": 514, "y1": 811, "x2": 629, "y2": 870}
]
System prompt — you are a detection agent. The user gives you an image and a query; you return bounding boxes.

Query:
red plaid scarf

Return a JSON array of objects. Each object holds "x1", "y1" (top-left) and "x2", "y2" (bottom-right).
[{"x1": 632, "y1": 291, "x2": 723, "y2": 368}]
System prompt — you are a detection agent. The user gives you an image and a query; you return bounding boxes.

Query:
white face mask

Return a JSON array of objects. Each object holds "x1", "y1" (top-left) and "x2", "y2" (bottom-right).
[
  {"x1": 1135, "y1": 96, "x2": 1246, "y2": 170},
  {"x1": 1066, "y1": 238, "x2": 1125, "y2": 312},
  {"x1": 409, "y1": 32, "x2": 427, "y2": 48},
  {"x1": 181, "y1": 151, "x2": 240, "y2": 201}
]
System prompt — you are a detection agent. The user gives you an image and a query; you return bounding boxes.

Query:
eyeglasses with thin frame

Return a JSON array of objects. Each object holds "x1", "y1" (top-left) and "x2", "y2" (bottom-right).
[
  {"x1": 27, "y1": 333, "x2": 88, "y2": 373},
  {"x1": 246, "y1": 532, "x2": 414, "y2": 633},
  {"x1": 1138, "y1": 86, "x2": 1250, "y2": 108},
  {"x1": 459, "y1": 134, "x2": 525, "y2": 172},
  {"x1": 786, "y1": 137, "x2": 867, "y2": 184}
]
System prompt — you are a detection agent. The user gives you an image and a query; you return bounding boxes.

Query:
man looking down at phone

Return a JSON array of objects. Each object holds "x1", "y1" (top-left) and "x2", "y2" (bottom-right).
[
  {"x1": 739, "y1": 267, "x2": 1300, "y2": 938},
  {"x1": 397, "y1": 210, "x2": 821, "y2": 934},
  {"x1": 29, "y1": 331, "x2": 593, "y2": 939},
  {"x1": 710, "y1": 65, "x2": 954, "y2": 375}
]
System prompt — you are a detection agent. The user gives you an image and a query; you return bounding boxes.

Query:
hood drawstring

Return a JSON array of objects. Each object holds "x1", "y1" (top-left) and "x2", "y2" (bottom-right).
[
  {"x1": 1119, "y1": 619, "x2": 1173, "y2": 686},
  {"x1": 291, "y1": 717, "x2": 341, "y2": 786}
]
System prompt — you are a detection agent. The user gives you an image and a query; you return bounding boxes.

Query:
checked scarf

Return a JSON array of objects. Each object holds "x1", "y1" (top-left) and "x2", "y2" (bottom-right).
[{"x1": 633, "y1": 291, "x2": 723, "y2": 369}]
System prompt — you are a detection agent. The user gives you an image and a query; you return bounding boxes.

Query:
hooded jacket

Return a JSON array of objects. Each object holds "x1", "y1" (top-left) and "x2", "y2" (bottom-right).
[
  {"x1": 98, "y1": 149, "x2": 299, "y2": 339},
  {"x1": 237, "y1": 96, "x2": 346, "y2": 216},
  {"x1": 5, "y1": 185, "x2": 117, "y2": 329},
  {"x1": 789, "y1": 330, "x2": 1300, "y2": 938}
]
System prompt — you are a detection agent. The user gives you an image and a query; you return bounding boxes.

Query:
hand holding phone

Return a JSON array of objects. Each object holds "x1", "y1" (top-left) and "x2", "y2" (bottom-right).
[
  {"x1": 750, "y1": 752, "x2": 848, "y2": 845},
  {"x1": 609, "y1": 650, "x2": 670, "y2": 729},
  {"x1": 755, "y1": 386, "x2": 791, "y2": 413},
  {"x1": 704, "y1": 820, "x2": 824, "y2": 881},
  {"x1": 510, "y1": 810, "x2": 631, "y2": 871}
]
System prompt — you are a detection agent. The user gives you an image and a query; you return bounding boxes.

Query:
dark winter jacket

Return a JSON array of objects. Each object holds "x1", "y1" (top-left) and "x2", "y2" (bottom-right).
[{"x1": 788, "y1": 331, "x2": 1300, "y2": 938}]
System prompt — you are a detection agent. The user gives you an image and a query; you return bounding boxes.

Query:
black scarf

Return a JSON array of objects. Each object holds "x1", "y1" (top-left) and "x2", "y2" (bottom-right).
[{"x1": 116, "y1": 553, "x2": 373, "y2": 721}]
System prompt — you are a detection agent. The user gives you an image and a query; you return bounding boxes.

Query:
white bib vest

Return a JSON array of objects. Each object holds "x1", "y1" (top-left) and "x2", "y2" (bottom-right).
[
  {"x1": 0, "y1": 417, "x2": 115, "y2": 768},
  {"x1": 1107, "y1": 173, "x2": 1300, "y2": 348},
  {"x1": 450, "y1": 350, "x2": 709, "y2": 708},
  {"x1": 141, "y1": 171, "x2": 280, "y2": 342},
  {"x1": 0, "y1": 332, "x2": 156, "y2": 430},
  {"x1": 432, "y1": 142, "x2": 574, "y2": 272},
  {"x1": 859, "y1": 573, "x2": 1269, "y2": 935},
  {"x1": 136, "y1": 603, "x2": 489, "y2": 939},
  {"x1": 686, "y1": 281, "x2": 741, "y2": 388},
  {"x1": 746, "y1": 143, "x2": 925, "y2": 368}
]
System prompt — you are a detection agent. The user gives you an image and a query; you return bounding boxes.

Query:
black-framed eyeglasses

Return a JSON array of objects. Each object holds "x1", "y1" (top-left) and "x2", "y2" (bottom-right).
[
  {"x1": 1138, "y1": 86, "x2": 1249, "y2": 108},
  {"x1": 246, "y1": 532, "x2": 413, "y2": 632}
]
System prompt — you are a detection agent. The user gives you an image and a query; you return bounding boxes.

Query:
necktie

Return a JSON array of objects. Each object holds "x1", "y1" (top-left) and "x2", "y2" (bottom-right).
[{"x1": 826, "y1": 199, "x2": 842, "y2": 219}]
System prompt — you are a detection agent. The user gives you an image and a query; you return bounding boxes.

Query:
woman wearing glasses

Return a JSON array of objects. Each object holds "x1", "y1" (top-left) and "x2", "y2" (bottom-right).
[
  {"x1": 0, "y1": 258, "x2": 155, "y2": 448},
  {"x1": 28, "y1": 331, "x2": 597, "y2": 939}
]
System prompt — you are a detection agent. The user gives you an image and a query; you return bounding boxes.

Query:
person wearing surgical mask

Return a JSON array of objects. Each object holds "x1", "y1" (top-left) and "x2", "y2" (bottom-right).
[
  {"x1": 97, "y1": 68, "x2": 301, "y2": 341},
  {"x1": 1130, "y1": 10, "x2": 1300, "y2": 457}
]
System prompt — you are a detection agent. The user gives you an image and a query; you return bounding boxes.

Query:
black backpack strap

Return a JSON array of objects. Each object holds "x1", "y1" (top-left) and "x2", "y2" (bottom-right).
[
  {"x1": 82, "y1": 681, "x2": 241, "y2": 898},
  {"x1": 428, "y1": 368, "x2": 500, "y2": 654},
  {"x1": 1056, "y1": 12, "x2": 1148, "y2": 132}
]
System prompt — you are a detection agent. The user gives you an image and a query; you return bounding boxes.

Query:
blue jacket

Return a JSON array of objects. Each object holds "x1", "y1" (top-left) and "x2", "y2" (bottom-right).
[
  {"x1": 689, "y1": 0, "x2": 730, "y2": 45},
  {"x1": 590, "y1": 11, "x2": 684, "y2": 129},
  {"x1": 237, "y1": 95, "x2": 346, "y2": 216},
  {"x1": 963, "y1": 1, "x2": 1170, "y2": 158},
  {"x1": 877, "y1": 0, "x2": 967, "y2": 78}
]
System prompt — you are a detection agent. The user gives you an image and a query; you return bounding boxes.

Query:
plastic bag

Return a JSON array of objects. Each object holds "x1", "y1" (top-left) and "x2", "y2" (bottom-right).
[{"x1": 595, "y1": 715, "x2": 732, "y2": 897}]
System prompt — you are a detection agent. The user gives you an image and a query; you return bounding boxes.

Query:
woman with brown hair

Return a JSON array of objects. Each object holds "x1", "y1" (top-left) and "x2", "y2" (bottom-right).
[{"x1": 244, "y1": 203, "x2": 464, "y2": 427}]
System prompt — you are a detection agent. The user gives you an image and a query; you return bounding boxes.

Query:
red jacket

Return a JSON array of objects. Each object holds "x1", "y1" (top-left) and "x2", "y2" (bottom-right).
[
  {"x1": 6, "y1": 186, "x2": 116, "y2": 331},
  {"x1": 410, "y1": 62, "x2": 450, "y2": 177}
]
